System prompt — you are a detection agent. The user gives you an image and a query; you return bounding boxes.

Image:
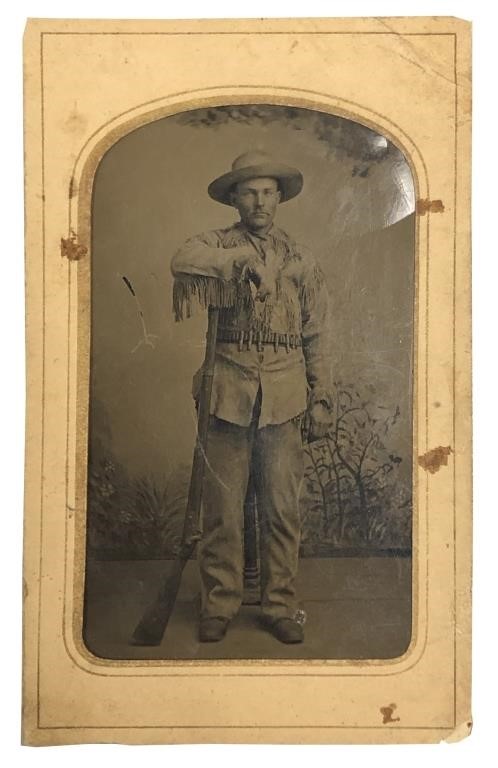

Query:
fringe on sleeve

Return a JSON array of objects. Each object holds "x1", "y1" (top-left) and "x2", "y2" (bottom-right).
[
  {"x1": 173, "y1": 274, "x2": 248, "y2": 322},
  {"x1": 299, "y1": 262, "x2": 327, "y2": 314}
]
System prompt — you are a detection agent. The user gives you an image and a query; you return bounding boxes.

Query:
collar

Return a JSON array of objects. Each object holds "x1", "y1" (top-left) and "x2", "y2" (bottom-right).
[{"x1": 235, "y1": 221, "x2": 276, "y2": 240}]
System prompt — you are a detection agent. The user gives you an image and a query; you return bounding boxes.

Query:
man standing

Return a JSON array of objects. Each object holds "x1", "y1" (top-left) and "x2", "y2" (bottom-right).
[{"x1": 172, "y1": 151, "x2": 332, "y2": 644}]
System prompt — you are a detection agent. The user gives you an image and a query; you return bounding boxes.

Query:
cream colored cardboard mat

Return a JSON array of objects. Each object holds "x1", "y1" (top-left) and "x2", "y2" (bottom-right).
[{"x1": 22, "y1": 16, "x2": 471, "y2": 744}]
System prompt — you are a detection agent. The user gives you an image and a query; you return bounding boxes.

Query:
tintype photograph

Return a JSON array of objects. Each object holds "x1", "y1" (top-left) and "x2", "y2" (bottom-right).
[
  {"x1": 22, "y1": 17, "x2": 471, "y2": 744},
  {"x1": 83, "y1": 105, "x2": 415, "y2": 660}
]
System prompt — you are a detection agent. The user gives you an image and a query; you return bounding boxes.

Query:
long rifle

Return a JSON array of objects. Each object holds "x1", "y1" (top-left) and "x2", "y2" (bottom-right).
[{"x1": 131, "y1": 306, "x2": 220, "y2": 646}]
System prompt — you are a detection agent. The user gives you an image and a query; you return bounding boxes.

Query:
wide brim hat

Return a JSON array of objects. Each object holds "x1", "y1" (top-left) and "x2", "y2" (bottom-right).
[{"x1": 208, "y1": 150, "x2": 303, "y2": 206}]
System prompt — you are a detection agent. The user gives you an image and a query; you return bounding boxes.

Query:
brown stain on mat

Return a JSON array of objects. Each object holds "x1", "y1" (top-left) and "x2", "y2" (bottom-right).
[
  {"x1": 416, "y1": 198, "x2": 445, "y2": 215},
  {"x1": 380, "y1": 703, "x2": 400, "y2": 724},
  {"x1": 63, "y1": 104, "x2": 88, "y2": 136},
  {"x1": 418, "y1": 445, "x2": 452, "y2": 474},
  {"x1": 61, "y1": 231, "x2": 88, "y2": 261}
]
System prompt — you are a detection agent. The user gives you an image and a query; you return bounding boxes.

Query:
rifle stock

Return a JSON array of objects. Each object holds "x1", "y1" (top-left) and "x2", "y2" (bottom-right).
[{"x1": 131, "y1": 307, "x2": 220, "y2": 646}]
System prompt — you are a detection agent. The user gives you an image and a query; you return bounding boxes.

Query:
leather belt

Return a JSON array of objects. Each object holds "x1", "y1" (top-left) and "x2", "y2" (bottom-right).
[{"x1": 216, "y1": 327, "x2": 303, "y2": 352}]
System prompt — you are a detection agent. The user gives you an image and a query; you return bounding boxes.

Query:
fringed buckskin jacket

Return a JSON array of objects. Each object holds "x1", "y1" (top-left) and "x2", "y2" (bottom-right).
[{"x1": 171, "y1": 221, "x2": 332, "y2": 428}]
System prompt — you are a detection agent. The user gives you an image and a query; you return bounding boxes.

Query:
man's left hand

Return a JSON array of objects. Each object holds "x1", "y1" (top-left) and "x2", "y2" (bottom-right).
[{"x1": 303, "y1": 402, "x2": 332, "y2": 443}]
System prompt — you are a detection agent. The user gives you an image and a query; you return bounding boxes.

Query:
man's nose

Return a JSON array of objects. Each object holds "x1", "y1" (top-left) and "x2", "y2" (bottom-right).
[{"x1": 255, "y1": 191, "x2": 266, "y2": 207}]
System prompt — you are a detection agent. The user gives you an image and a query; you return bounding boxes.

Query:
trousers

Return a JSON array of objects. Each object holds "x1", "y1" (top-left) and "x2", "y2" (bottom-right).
[{"x1": 199, "y1": 394, "x2": 304, "y2": 621}]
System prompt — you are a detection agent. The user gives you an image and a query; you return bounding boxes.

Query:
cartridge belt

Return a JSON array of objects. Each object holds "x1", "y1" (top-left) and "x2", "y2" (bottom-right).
[{"x1": 216, "y1": 327, "x2": 303, "y2": 352}]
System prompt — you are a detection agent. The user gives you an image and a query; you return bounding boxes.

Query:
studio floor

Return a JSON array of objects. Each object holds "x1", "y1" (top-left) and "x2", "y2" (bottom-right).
[{"x1": 83, "y1": 557, "x2": 412, "y2": 661}]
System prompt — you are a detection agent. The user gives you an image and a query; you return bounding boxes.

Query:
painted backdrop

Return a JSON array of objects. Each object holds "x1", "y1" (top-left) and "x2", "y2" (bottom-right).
[{"x1": 87, "y1": 105, "x2": 415, "y2": 559}]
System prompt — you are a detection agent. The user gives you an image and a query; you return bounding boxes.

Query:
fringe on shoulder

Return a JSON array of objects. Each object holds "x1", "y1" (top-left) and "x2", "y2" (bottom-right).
[{"x1": 172, "y1": 225, "x2": 326, "y2": 327}]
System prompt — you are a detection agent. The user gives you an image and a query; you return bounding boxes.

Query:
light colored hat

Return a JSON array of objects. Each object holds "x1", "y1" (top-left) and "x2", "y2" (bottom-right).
[{"x1": 208, "y1": 150, "x2": 303, "y2": 206}]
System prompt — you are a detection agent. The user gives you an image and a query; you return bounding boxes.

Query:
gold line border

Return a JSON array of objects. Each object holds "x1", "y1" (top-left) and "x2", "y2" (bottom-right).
[{"x1": 32, "y1": 28, "x2": 461, "y2": 733}]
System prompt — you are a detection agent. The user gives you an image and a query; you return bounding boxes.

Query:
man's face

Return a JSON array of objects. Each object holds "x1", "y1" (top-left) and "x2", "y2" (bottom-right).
[{"x1": 230, "y1": 177, "x2": 281, "y2": 233}]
